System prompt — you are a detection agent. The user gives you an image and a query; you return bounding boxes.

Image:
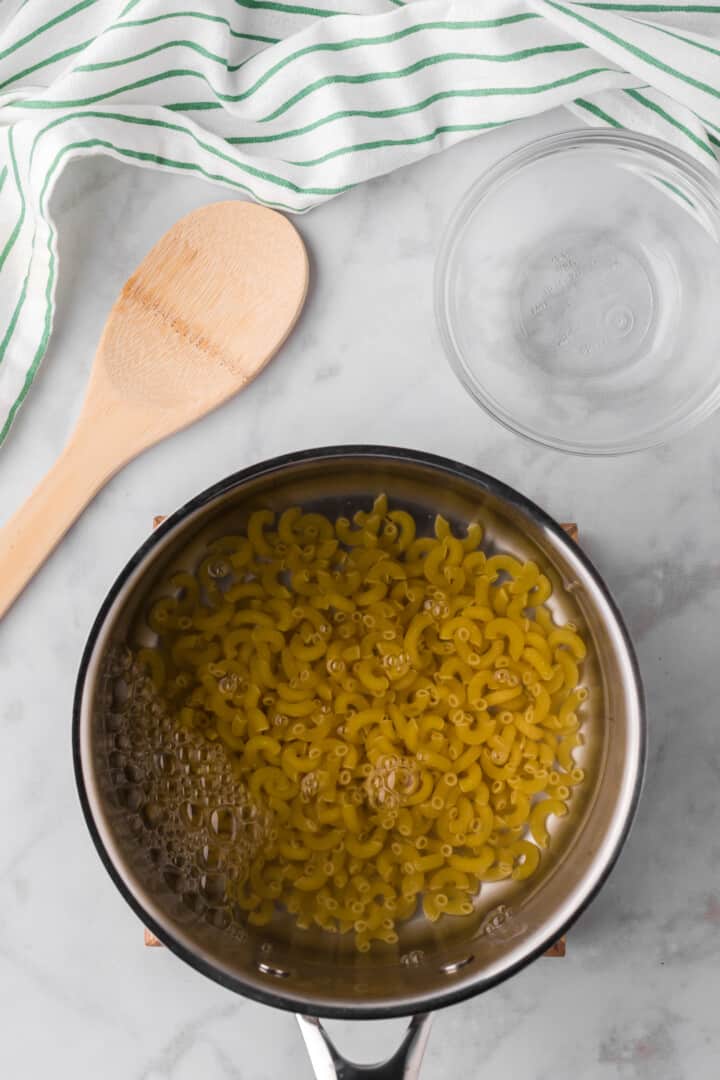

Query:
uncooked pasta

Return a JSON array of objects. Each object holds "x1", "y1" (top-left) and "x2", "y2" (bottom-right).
[{"x1": 141, "y1": 496, "x2": 588, "y2": 951}]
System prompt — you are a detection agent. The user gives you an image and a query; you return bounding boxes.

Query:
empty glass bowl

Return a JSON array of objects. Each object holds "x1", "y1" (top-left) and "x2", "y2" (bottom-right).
[{"x1": 435, "y1": 129, "x2": 720, "y2": 454}]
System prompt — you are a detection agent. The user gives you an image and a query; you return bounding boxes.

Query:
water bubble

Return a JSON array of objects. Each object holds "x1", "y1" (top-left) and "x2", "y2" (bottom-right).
[
  {"x1": 206, "y1": 907, "x2": 231, "y2": 930},
  {"x1": 127, "y1": 814, "x2": 145, "y2": 839},
  {"x1": 207, "y1": 560, "x2": 230, "y2": 580},
  {"x1": 119, "y1": 786, "x2": 145, "y2": 812},
  {"x1": 200, "y1": 873, "x2": 227, "y2": 905},
  {"x1": 364, "y1": 754, "x2": 418, "y2": 810},
  {"x1": 478, "y1": 904, "x2": 526, "y2": 943},
  {"x1": 300, "y1": 772, "x2": 319, "y2": 801},
  {"x1": 199, "y1": 844, "x2": 223, "y2": 871},
  {"x1": 183, "y1": 802, "x2": 204, "y2": 829},
  {"x1": 218, "y1": 674, "x2": 239, "y2": 695},
  {"x1": 400, "y1": 950, "x2": 424, "y2": 967},
  {"x1": 142, "y1": 802, "x2": 165, "y2": 829},
  {"x1": 163, "y1": 866, "x2": 184, "y2": 894},
  {"x1": 210, "y1": 808, "x2": 236, "y2": 842},
  {"x1": 182, "y1": 890, "x2": 205, "y2": 914},
  {"x1": 238, "y1": 803, "x2": 258, "y2": 825}
]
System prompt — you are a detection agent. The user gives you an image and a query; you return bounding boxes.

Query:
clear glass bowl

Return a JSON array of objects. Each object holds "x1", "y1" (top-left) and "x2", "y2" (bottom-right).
[{"x1": 435, "y1": 130, "x2": 720, "y2": 455}]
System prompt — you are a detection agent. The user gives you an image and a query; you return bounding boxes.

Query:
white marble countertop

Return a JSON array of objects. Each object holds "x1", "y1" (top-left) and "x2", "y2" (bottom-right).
[{"x1": 1, "y1": 106, "x2": 719, "y2": 1080}]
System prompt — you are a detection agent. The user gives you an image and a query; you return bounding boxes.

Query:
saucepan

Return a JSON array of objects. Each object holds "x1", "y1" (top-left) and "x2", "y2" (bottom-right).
[{"x1": 73, "y1": 447, "x2": 645, "y2": 1078}]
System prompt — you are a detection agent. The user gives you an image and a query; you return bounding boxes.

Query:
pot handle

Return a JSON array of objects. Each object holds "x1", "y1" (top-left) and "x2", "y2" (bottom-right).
[{"x1": 296, "y1": 1013, "x2": 433, "y2": 1080}]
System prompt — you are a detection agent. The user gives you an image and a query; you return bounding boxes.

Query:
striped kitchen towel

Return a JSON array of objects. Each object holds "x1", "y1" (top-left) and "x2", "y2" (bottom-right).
[{"x1": 0, "y1": 0, "x2": 718, "y2": 445}]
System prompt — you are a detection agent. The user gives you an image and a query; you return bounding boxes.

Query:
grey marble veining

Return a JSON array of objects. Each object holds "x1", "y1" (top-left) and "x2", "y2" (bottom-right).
[{"x1": 1, "y1": 107, "x2": 719, "y2": 1079}]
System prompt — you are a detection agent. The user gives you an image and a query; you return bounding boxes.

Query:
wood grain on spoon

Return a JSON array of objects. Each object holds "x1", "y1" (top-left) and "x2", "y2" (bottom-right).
[{"x1": 0, "y1": 201, "x2": 308, "y2": 619}]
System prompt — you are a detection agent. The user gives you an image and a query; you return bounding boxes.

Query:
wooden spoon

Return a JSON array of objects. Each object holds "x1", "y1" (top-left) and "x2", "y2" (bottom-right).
[{"x1": 0, "y1": 200, "x2": 308, "y2": 619}]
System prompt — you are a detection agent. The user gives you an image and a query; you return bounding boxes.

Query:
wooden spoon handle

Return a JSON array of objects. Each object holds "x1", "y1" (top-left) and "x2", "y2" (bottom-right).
[{"x1": 0, "y1": 431, "x2": 118, "y2": 619}]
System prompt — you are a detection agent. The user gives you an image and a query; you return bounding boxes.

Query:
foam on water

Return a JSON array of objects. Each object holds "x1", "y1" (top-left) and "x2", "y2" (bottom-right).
[{"x1": 100, "y1": 646, "x2": 271, "y2": 934}]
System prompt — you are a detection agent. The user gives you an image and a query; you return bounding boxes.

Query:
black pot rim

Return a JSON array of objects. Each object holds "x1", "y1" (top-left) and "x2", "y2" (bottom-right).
[{"x1": 72, "y1": 445, "x2": 646, "y2": 1019}]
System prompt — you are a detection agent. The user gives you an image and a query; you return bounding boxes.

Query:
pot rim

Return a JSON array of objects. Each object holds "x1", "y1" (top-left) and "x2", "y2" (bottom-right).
[{"x1": 72, "y1": 445, "x2": 646, "y2": 1019}]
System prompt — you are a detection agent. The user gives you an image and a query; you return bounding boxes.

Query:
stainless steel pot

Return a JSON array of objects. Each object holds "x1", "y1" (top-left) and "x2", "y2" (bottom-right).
[{"x1": 73, "y1": 447, "x2": 645, "y2": 1078}]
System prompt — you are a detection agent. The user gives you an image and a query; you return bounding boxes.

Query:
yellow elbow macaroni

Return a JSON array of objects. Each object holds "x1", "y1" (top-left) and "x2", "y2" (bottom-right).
[{"x1": 143, "y1": 498, "x2": 590, "y2": 952}]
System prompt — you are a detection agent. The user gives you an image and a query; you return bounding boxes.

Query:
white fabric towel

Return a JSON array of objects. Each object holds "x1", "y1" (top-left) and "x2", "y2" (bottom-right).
[{"x1": 0, "y1": 0, "x2": 718, "y2": 443}]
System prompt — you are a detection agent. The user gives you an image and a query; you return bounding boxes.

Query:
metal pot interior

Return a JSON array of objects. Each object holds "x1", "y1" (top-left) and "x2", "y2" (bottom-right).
[{"x1": 74, "y1": 448, "x2": 644, "y2": 1017}]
